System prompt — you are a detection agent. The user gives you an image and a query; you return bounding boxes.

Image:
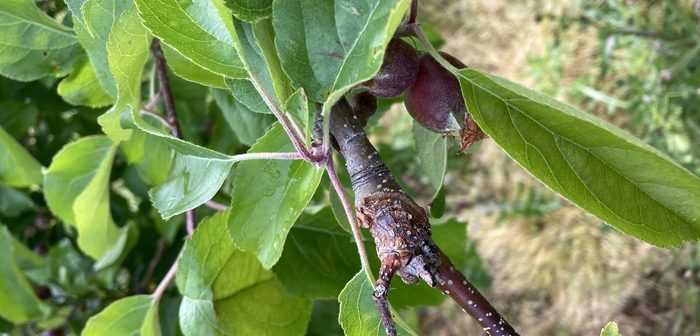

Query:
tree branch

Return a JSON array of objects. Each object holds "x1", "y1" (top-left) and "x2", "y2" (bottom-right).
[
  {"x1": 185, "y1": 209, "x2": 196, "y2": 235},
  {"x1": 329, "y1": 98, "x2": 519, "y2": 335},
  {"x1": 146, "y1": 38, "x2": 201, "y2": 300},
  {"x1": 152, "y1": 259, "x2": 178, "y2": 302},
  {"x1": 204, "y1": 200, "x2": 229, "y2": 211},
  {"x1": 437, "y1": 250, "x2": 518, "y2": 336},
  {"x1": 150, "y1": 39, "x2": 183, "y2": 138},
  {"x1": 135, "y1": 238, "x2": 167, "y2": 294}
]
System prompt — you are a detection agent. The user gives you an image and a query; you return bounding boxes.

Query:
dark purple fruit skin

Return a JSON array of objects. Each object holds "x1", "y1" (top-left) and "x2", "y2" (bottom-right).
[
  {"x1": 348, "y1": 91, "x2": 378, "y2": 127},
  {"x1": 363, "y1": 39, "x2": 419, "y2": 98},
  {"x1": 404, "y1": 52, "x2": 467, "y2": 133}
]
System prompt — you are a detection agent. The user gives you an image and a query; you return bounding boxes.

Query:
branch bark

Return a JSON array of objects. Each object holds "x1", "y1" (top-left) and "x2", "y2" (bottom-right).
[
  {"x1": 150, "y1": 39, "x2": 182, "y2": 138},
  {"x1": 329, "y1": 99, "x2": 519, "y2": 336},
  {"x1": 148, "y1": 38, "x2": 197, "y2": 298}
]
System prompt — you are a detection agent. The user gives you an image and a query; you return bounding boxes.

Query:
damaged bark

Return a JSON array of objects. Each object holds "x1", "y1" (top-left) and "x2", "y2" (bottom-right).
[{"x1": 328, "y1": 99, "x2": 519, "y2": 336}]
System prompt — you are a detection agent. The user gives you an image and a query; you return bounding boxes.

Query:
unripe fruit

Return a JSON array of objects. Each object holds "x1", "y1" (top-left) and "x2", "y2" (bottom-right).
[
  {"x1": 404, "y1": 52, "x2": 467, "y2": 134},
  {"x1": 348, "y1": 91, "x2": 377, "y2": 127},
  {"x1": 363, "y1": 39, "x2": 419, "y2": 98}
]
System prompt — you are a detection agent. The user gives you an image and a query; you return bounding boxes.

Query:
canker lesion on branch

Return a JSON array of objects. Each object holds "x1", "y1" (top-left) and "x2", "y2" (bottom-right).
[{"x1": 328, "y1": 99, "x2": 519, "y2": 336}]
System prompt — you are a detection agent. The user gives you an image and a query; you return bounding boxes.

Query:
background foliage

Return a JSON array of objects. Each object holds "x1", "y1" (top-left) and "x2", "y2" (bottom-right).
[{"x1": 0, "y1": 0, "x2": 698, "y2": 335}]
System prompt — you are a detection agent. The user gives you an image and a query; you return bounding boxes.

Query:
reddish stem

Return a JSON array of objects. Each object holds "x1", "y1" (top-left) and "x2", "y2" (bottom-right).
[
  {"x1": 150, "y1": 39, "x2": 183, "y2": 138},
  {"x1": 408, "y1": 0, "x2": 418, "y2": 24},
  {"x1": 437, "y1": 251, "x2": 519, "y2": 336}
]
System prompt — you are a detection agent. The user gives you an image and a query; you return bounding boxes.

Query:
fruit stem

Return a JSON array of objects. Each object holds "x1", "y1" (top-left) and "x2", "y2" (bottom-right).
[
  {"x1": 412, "y1": 25, "x2": 461, "y2": 74},
  {"x1": 408, "y1": 0, "x2": 418, "y2": 24}
]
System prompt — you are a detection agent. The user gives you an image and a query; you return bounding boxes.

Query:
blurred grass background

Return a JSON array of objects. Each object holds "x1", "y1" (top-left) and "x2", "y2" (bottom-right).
[{"x1": 384, "y1": 0, "x2": 700, "y2": 335}]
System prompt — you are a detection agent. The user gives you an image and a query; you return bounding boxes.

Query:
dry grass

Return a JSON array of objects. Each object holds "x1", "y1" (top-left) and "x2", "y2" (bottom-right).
[{"x1": 415, "y1": 1, "x2": 698, "y2": 335}]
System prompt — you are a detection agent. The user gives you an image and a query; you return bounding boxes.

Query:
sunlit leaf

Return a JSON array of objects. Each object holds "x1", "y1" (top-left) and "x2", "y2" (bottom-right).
[
  {"x1": 120, "y1": 115, "x2": 174, "y2": 187},
  {"x1": 231, "y1": 18, "x2": 290, "y2": 109},
  {"x1": 177, "y1": 212, "x2": 312, "y2": 336},
  {"x1": 226, "y1": 0, "x2": 272, "y2": 22},
  {"x1": 57, "y1": 56, "x2": 114, "y2": 108},
  {"x1": 0, "y1": 0, "x2": 80, "y2": 81},
  {"x1": 44, "y1": 136, "x2": 129, "y2": 262},
  {"x1": 285, "y1": 88, "x2": 312, "y2": 145},
  {"x1": 69, "y1": 0, "x2": 133, "y2": 98},
  {"x1": 98, "y1": 5, "x2": 150, "y2": 142},
  {"x1": 149, "y1": 151, "x2": 233, "y2": 220},
  {"x1": 459, "y1": 68, "x2": 700, "y2": 247},
  {"x1": 83, "y1": 295, "x2": 161, "y2": 336},
  {"x1": 0, "y1": 125, "x2": 42, "y2": 187},
  {"x1": 162, "y1": 44, "x2": 227, "y2": 89},
  {"x1": 135, "y1": 0, "x2": 247, "y2": 78},
  {"x1": 227, "y1": 123, "x2": 323, "y2": 269},
  {"x1": 0, "y1": 226, "x2": 49, "y2": 323},
  {"x1": 600, "y1": 322, "x2": 621, "y2": 336},
  {"x1": 338, "y1": 272, "x2": 417, "y2": 336},
  {"x1": 272, "y1": 0, "x2": 410, "y2": 106}
]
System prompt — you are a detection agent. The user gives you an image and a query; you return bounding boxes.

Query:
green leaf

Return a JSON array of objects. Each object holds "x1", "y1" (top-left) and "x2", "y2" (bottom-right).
[
  {"x1": 274, "y1": 207, "x2": 360, "y2": 298},
  {"x1": 98, "y1": 5, "x2": 150, "y2": 142},
  {"x1": 0, "y1": 125, "x2": 43, "y2": 187},
  {"x1": 459, "y1": 68, "x2": 700, "y2": 247},
  {"x1": 272, "y1": 0, "x2": 410, "y2": 105},
  {"x1": 119, "y1": 97, "x2": 239, "y2": 220},
  {"x1": 10, "y1": 236, "x2": 47, "y2": 283},
  {"x1": 329, "y1": 185, "x2": 353, "y2": 234},
  {"x1": 412, "y1": 120, "x2": 447, "y2": 193},
  {"x1": 57, "y1": 56, "x2": 114, "y2": 108},
  {"x1": 227, "y1": 123, "x2": 324, "y2": 268},
  {"x1": 338, "y1": 272, "x2": 417, "y2": 336},
  {"x1": 149, "y1": 151, "x2": 234, "y2": 219},
  {"x1": 230, "y1": 18, "x2": 291, "y2": 109},
  {"x1": 600, "y1": 322, "x2": 621, "y2": 336},
  {"x1": 307, "y1": 300, "x2": 344, "y2": 335},
  {"x1": 177, "y1": 212, "x2": 312, "y2": 336},
  {"x1": 44, "y1": 136, "x2": 129, "y2": 262},
  {"x1": 0, "y1": 184, "x2": 35, "y2": 218},
  {"x1": 70, "y1": 0, "x2": 133, "y2": 98},
  {"x1": 0, "y1": 102, "x2": 38, "y2": 139},
  {"x1": 0, "y1": 0, "x2": 80, "y2": 81},
  {"x1": 211, "y1": 88, "x2": 275, "y2": 146},
  {"x1": 161, "y1": 44, "x2": 227, "y2": 89},
  {"x1": 285, "y1": 88, "x2": 312, "y2": 145},
  {"x1": 82, "y1": 295, "x2": 161, "y2": 336},
  {"x1": 135, "y1": 0, "x2": 247, "y2": 78},
  {"x1": 120, "y1": 115, "x2": 174, "y2": 187},
  {"x1": 429, "y1": 184, "x2": 445, "y2": 218},
  {"x1": 0, "y1": 226, "x2": 49, "y2": 323},
  {"x1": 226, "y1": 0, "x2": 272, "y2": 22},
  {"x1": 64, "y1": 0, "x2": 86, "y2": 23},
  {"x1": 226, "y1": 78, "x2": 271, "y2": 114}
]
